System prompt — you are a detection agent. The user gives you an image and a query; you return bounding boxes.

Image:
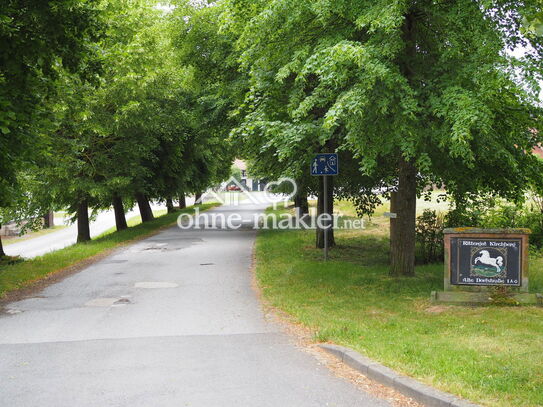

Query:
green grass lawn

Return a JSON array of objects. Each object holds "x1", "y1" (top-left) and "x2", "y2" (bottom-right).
[
  {"x1": 255, "y1": 203, "x2": 543, "y2": 407},
  {"x1": 0, "y1": 203, "x2": 219, "y2": 298}
]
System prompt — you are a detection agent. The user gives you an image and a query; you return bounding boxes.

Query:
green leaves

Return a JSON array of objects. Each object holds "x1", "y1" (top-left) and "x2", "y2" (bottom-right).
[
  {"x1": 222, "y1": 0, "x2": 543, "y2": 210},
  {"x1": 522, "y1": 11, "x2": 543, "y2": 36},
  {"x1": 3, "y1": 0, "x2": 542, "y2": 228},
  {"x1": 0, "y1": 0, "x2": 105, "y2": 212}
]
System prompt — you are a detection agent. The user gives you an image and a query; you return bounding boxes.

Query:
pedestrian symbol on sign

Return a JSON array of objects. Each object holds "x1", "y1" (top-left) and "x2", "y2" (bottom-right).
[
  {"x1": 311, "y1": 153, "x2": 339, "y2": 176},
  {"x1": 310, "y1": 153, "x2": 339, "y2": 261}
]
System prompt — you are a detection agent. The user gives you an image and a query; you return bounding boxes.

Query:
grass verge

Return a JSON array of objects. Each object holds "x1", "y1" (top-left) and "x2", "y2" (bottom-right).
[
  {"x1": 0, "y1": 203, "x2": 219, "y2": 299},
  {"x1": 255, "y1": 206, "x2": 543, "y2": 407}
]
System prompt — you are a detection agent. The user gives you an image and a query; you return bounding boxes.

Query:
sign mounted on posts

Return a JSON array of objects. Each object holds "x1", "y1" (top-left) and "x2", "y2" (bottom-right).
[
  {"x1": 431, "y1": 228, "x2": 542, "y2": 305},
  {"x1": 310, "y1": 153, "x2": 339, "y2": 262},
  {"x1": 450, "y1": 237, "x2": 522, "y2": 286}
]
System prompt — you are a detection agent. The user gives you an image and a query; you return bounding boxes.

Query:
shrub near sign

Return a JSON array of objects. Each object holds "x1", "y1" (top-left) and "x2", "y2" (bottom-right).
[{"x1": 450, "y1": 238, "x2": 522, "y2": 286}]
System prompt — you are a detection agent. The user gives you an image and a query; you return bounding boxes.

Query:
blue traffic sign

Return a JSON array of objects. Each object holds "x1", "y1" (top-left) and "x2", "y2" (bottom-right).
[{"x1": 311, "y1": 153, "x2": 339, "y2": 176}]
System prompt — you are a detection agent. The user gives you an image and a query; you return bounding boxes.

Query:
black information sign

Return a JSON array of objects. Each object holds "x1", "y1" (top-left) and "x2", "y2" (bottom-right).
[{"x1": 450, "y1": 238, "x2": 522, "y2": 286}]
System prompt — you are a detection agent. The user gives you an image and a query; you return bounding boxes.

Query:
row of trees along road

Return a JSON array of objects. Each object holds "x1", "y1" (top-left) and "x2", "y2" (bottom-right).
[
  {"x1": 1, "y1": 1, "x2": 543, "y2": 278},
  {"x1": 0, "y1": 0, "x2": 236, "y2": 253}
]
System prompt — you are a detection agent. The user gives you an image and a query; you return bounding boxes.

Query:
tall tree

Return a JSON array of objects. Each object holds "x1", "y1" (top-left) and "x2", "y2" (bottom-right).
[
  {"x1": 0, "y1": 0, "x2": 103, "y2": 251},
  {"x1": 225, "y1": 0, "x2": 543, "y2": 275},
  {"x1": 169, "y1": 1, "x2": 245, "y2": 195},
  {"x1": 41, "y1": 1, "x2": 187, "y2": 234}
]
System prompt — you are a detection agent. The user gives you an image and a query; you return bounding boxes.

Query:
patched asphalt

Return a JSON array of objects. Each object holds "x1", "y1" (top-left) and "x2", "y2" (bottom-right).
[{"x1": 0, "y1": 203, "x2": 391, "y2": 407}]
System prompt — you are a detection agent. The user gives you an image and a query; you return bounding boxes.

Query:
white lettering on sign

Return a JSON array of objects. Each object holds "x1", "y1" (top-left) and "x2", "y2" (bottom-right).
[
  {"x1": 488, "y1": 241, "x2": 517, "y2": 248},
  {"x1": 461, "y1": 240, "x2": 516, "y2": 248},
  {"x1": 462, "y1": 241, "x2": 487, "y2": 246}
]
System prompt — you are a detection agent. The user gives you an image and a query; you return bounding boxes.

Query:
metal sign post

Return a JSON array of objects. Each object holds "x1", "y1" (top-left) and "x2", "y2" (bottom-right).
[
  {"x1": 323, "y1": 175, "x2": 329, "y2": 261},
  {"x1": 311, "y1": 153, "x2": 339, "y2": 261}
]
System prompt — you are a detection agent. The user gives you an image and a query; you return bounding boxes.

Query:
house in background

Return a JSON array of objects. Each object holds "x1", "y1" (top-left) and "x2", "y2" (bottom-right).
[{"x1": 232, "y1": 159, "x2": 267, "y2": 192}]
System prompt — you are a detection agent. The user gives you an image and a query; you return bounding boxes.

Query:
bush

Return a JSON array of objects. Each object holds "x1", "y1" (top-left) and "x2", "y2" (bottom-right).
[
  {"x1": 444, "y1": 196, "x2": 497, "y2": 228},
  {"x1": 415, "y1": 209, "x2": 444, "y2": 264},
  {"x1": 445, "y1": 195, "x2": 543, "y2": 249},
  {"x1": 414, "y1": 194, "x2": 543, "y2": 265}
]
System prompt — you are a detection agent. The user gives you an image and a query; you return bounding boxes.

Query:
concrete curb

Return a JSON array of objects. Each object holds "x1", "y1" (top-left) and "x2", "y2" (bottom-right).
[{"x1": 320, "y1": 344, "x2": 481, "y2": 407}]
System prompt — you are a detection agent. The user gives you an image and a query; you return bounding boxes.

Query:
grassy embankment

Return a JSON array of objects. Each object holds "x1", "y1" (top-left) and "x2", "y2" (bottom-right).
[
  {"x1": 0, "y1": 203, "x2": 218, "y2": 298},
  {"x1": 255, "y1": 198, "x2": 543, "y2": 407}
]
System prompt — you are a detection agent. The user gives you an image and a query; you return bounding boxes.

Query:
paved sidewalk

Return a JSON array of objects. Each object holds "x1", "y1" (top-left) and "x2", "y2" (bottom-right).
[{"x1": 3, "y1": 201, "x2": 180, "y2": 259}]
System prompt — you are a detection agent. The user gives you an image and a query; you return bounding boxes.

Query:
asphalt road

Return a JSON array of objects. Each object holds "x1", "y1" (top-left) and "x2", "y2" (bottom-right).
[{"x1": 0, "y1": 203, "x2": 391, "y2": 407}]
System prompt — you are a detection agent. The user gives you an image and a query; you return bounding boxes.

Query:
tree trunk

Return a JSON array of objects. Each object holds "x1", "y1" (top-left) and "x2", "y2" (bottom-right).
[
  {"x1": 0, "y1": 225, "x2": 5, "y2": 257},
  {"x1": 43, "y1": 212, "x2": 54, "y2": 229},
  {"x1": 166, "y1": 197, "x2": 175, "y2": 214},
  {"x1": 136, "y1": 193, "x2": 154, "y2": 223},
  {"x1": 77, "y1": 200, "x2": 91, "y2": 243},
  {"x1": 316, "y1": 176, "x2": 335, "y2": 249},
  {"x1": 112, "y1": 195, "x2": 128, "y2": 232},
  {"x1": 389, "y1": 157, "x2": 417, "y2": 276},
  {"x1": 388, "y1": 11, "x2": 418, "y2": 275},
  {"x1": 194, "y1": 192, "x2": 202, "y2": 204},
  {"x1": 178, "y1": 192, "x2": 186, "y2": 209},
  {"x1": 294, "y1": 189, "x2": 309, "y2": 216},
  {"x1": 300, "y1": 191, "x2": 309, "y2": 215}
]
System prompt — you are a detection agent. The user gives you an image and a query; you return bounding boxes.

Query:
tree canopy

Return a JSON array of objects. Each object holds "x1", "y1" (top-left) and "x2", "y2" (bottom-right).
[
  {"x1": 0, "y1": 0, "x2": 103, "y2": 206},
  {"x1": 2, "y1": 0, "x2": 542, "y2": 276},
  {"x1": 222, "y1": 0, "x2": 543, "y2": 274}
]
